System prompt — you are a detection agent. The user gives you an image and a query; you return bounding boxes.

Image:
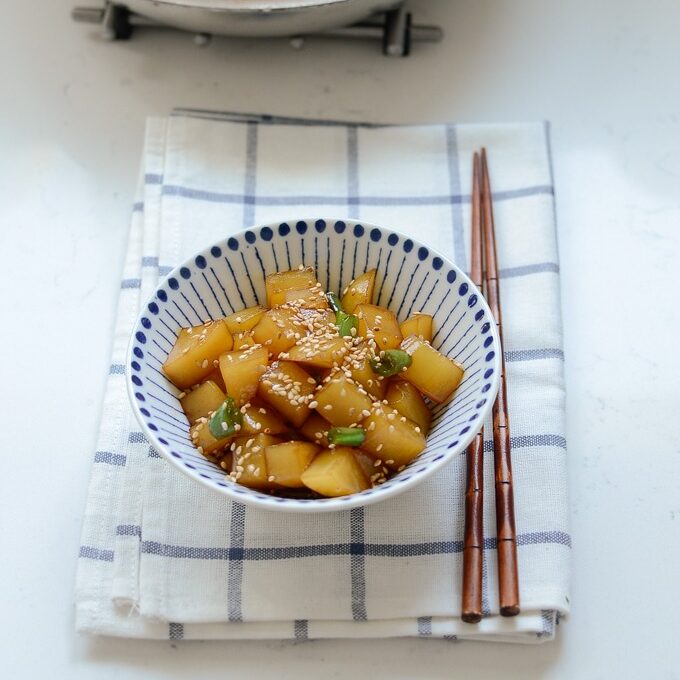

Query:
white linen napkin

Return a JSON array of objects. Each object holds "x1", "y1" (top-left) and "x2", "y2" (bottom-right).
[{"x1": 75, "y1": 110, "x2": 569, "y2": 642}]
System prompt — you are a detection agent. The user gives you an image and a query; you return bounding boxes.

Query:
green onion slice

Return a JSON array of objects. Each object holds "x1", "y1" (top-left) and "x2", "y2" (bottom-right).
[
  {"x1": 327, "y1": 427, "x2": 366, "y2": 447},
  {"x1": 326, "y1": 292, "x2": 343, "y2": 313},
  {"x1": 208, "y1": 397, "x2": 243, "y2": 439},
  {"x1": 369, "y1": 349, "x2": 412, "y2": 377},
  {"x1": 336, "y1": 311, "x2": 358, "y2": 337}
]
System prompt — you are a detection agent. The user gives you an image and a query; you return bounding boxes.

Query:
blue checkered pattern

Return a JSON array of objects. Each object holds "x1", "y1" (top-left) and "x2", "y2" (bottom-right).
[{"x1": 75, "y1": 111, "x2": 569, "y2": 642}]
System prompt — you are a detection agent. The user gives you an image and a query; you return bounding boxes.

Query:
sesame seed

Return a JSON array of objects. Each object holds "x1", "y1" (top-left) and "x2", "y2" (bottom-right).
[
  {"x1": 323, "y1": 404, "x2": 333, "y2": 411},
  {"x1": 268, "y1": 475, "x2": 275, "y2": 482},
  {"x1": 309, "y1": 401, "x2": 318, "y2": 409},
  {"x1": 201, "y1": 359, "x2": 209, "y2": 369},
  {"x1": 376, "y1": 443, "x2": 383, "y2": 452},
  {"x1": 373, "y1": 459, "x2": 382, "y2": 467},
  {"x1": 177, "y1": 391, "x2": 186, "y2": 399},
  {"x1": 385, "y1": 459, "x2": 395, "y2": 465}
]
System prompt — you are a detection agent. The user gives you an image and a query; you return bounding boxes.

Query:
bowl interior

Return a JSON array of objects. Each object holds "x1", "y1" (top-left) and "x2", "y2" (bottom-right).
[{"x1": 128, "y1": 219, "x2": 500, "y2": 511}]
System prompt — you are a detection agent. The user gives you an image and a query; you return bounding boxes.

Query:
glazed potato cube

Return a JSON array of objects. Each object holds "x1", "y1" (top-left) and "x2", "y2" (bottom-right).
[
  {"x1": 270, "y1": 286, "x2": 329, "y2": 309},
  {"x1": 240, "y1": 401, "x2": 289, "y2": 436},
  {"x1": 385, "y1": 380, "x2": 432, "y2": 434},
  {"x1": 401, "y1": 335, "x2": 464, "y2": 403},
  {"x1": 219, "y1": 346, "x2": 269, "y2": 405},
  {"x1": 252, "y1": 308, "x2": 300, "y2": 357},
  {"x1": 190, "y1": 419, "x2": 231, "y2": 456},
  {"x1": 163, "y1": 320, "x2": 233, "y2": 389},
  {"x1": 399, "y1": 313, "x2": 433, "y2": 342},
  {"x1": 265, "y1": 441, "x2": 319, "y2": 487},
  {"x1": 301, "y1": 447, "x2": 370, "y2": 497},
  {"x1": 265, "y1": 267, "x2": 318, "y2": 307},
  {"x1": 349, "y1": 352, "x2": 387, "y2": 400},
  {"x1": 361, "y1": 405, "x2": 427, "y2": 468},
  {"x1": 353, "y1": 449, "x2": 379, "y2": 481},
  {"x1": 299, "y1": 412, "x2": 331, "y2": 447},
  {"x1": 286, "y1": 335, "x2": 348, "y2": 369},
  {"x1": 355, "y1": 304, "x2": 402, "y2": 351},
  {"x1": 204, "y1": 367, "x2": 226, "y2": 392},
  {"x1": 314, "y1": 375, "x2": 373, "y2": 426},
  {"x1": 223, "y1": 305, "x2": 266, "y2": 334},
  {"x1": 231, "y1": 433, "x2": 281, "y2": 490},
  {"x1": 180, "y1": 380, "x2": 226, "y2": 424},
  {"x1": 232, "y1": 331, "x2": 256, "y2": 349},
  {"x1": 341, "y1": 269, "x2": 376, "y2": 313},
  {"x1": 205, "y1": 451, "x2": 233, "y2": 472},
  {"x1": 258, "y1": 361, "x2": 316, "y2": 427}
]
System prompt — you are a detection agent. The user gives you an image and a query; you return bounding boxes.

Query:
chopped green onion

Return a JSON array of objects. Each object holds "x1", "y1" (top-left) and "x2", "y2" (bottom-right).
[
  {"x1": 328, "y1": 427, "x2": 366, "y2": 447},
  {"x1": 336, "y1": 311, "x2": 358, "y2": 337},
  {"x1": 369, "y1": 349, "x2": 413, "y2": 377},
  {"x1": 208, "y1": 397, "x2": 243, "y2": 439},
  {"x1": 326, "y1": 292, "x2": 343, "y2": 313}
]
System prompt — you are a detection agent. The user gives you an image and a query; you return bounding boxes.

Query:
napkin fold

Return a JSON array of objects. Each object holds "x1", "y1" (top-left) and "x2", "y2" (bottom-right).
[{"x1": 75, "y1": 110, "x2": 570, "y2": 642}]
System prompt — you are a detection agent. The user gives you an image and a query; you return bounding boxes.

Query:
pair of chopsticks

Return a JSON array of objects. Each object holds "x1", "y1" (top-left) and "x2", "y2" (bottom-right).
[{"x1": 461, "y1": 150, "x2": 520, "y2": 622}]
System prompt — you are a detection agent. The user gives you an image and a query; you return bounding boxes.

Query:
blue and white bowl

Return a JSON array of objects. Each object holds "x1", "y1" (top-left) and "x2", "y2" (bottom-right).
[{"x1": 127, "y1": 219, "x2": 501, "y2": 512}]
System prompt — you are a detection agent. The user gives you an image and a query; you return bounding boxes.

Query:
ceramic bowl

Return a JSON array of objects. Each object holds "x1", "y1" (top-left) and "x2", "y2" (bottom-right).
[{"x1": 127, "y1": 218, "x2": 501, "y2": 512}]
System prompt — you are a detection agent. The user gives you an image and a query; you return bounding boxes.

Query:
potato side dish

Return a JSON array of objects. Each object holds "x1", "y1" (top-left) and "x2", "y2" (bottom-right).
[{"x1": 162, "y1": 266, "x2": 464, "y2": 498}]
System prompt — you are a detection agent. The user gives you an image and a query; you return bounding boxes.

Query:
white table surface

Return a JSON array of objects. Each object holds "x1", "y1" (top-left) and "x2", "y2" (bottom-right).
[{"x1": 2, "y1": 0, "x2": 679, "y2": 677}]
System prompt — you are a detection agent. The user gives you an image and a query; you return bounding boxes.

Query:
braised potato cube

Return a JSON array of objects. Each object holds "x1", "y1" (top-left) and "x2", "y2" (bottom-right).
[
  {"x1": 361, "y1": 405, "x2": 427, "y2": 468},
  {"x1": 205, "y1": 451, "x2": 233, "y2": 471},
  {"x1": 204, "y1": 367, "x2": 226, "y2": 392},
  {"x1": 299, "y1": 412, "x2": 331, "y2": 446},
  {"x1": 163, "y1": 320, "x2": 233, "y2": 389},
  {"x1": 265, "y1": 267, "x2": 318, "y2": 307},
  {"x1": 190, "y1": 420, "x2": 231, "y2": 456},
  {"x1": 258, "y1": 361, "x2": 316, "y2": 427},
  {"x1": 270, "y1": 286, "x2": 329, "y2": 309},
  {"x1": 355, "y1": 304, "x2": 402, "y2": 351},
  {"x1": 231, "y1": 433, "x2": 281, "y2": 490},
  {"x1": 401, "y1": 335, "x2": 464, "y2": 403},
  {"x1": 314, "y1": 375, "x2": 373, "y2": 426},
  {"x1": 353, "y1": 449, "x2": 379, "y2": 481},
  {"x1": 180, "y1": 380, "x2": 226, "y2": 424},
  {"x1": 240, "y1": 401, "x2": 289, "y2": 436},
  {"x1": 232, "y1": 331, "x2": 256, "y2": 349},
  {"x1": 385, "y1": 380, "x2": 432, "y2": 434},
  {"x1": 265, "y1": 441, "x2": 319, "y2": 487},
  {"x1": 223, "y1": 305, "x2": 266, "y2": 334},
  {"x1": 252, "y1": 308, "x2": 300, "y2": 357},
  {"x1": 399, "y1": 313, "x2": 433, "y2": 342},
  {"x1": 286, "y1": 335, "x2": 348, "y2": 369},
  {"x1": 341, "y1": 269, "x2": 376, "y2": 313},
  {"x1": 301, "y1": 447, "x2": 370, "y2": 497},
  {"x1": 349, "y1": 352, "x2": 387, "y2": 400},
  {"x1": 219, "y1": 346, "x2": 269, "y2": 405}
]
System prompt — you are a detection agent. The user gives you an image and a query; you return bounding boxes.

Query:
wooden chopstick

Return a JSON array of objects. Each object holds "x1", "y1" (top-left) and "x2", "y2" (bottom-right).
[
  {"x1": 461, "y1": 152, "x2": 485, "y2": 624},
  {"x1": 480, "y1": 148, "x2": 520, "y2": 617}
]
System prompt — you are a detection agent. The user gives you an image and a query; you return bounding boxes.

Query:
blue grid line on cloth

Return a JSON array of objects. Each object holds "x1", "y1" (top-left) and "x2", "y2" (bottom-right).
[
  {"x1": 294, "y1": 619, "x2": 309, "y2": 640},
  {"x1": 445, "y1": 124, "x2": 466, "y2": 266},
  {"x1": 94, "y1": 451, "x2": 126, "y2": 467},
  {"x1": 79, "y1": 530, "x2": 571, "y2": 562},
  {"x1": 157, "y1": 183, "x2": 553, "y2": 206}
]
